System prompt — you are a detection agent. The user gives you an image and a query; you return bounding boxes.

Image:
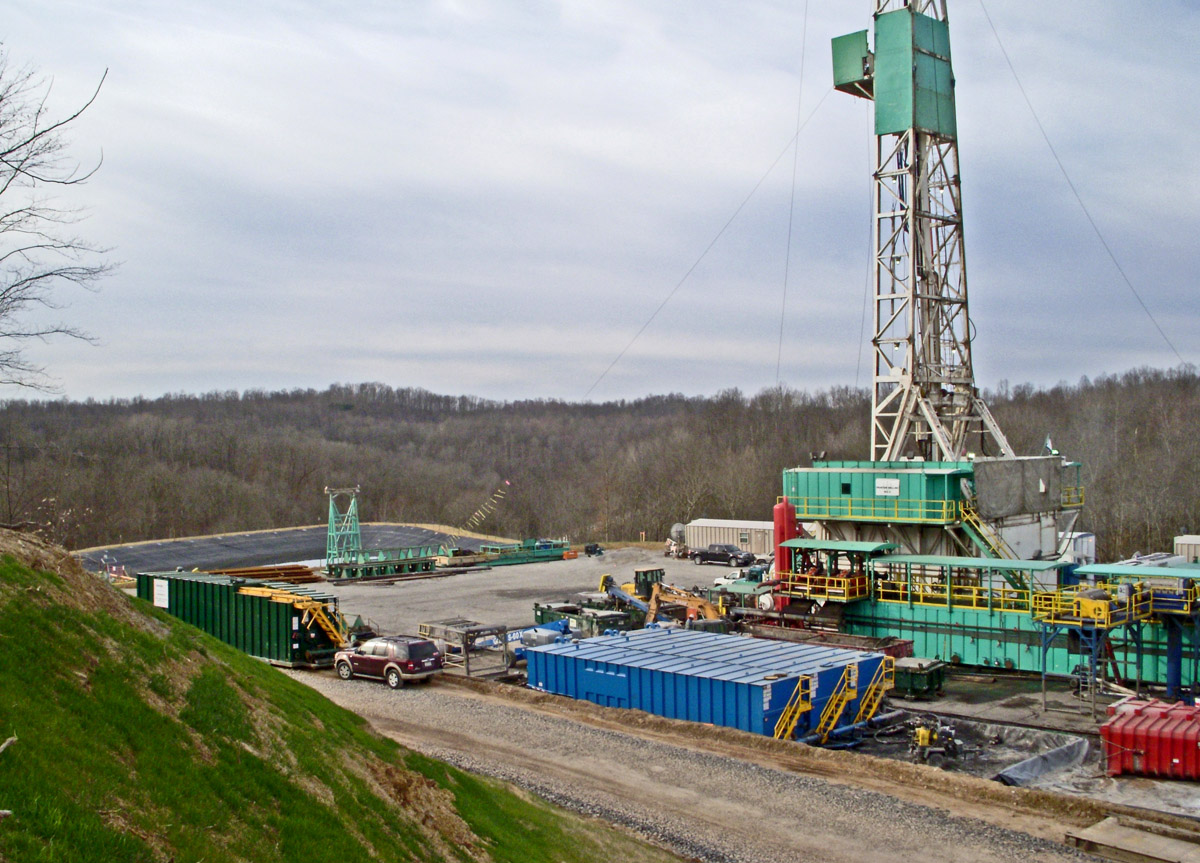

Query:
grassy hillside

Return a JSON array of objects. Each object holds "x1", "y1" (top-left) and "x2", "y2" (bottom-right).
[{"x1": 0, "y1": 530, "x2": 679, "y2": 863}]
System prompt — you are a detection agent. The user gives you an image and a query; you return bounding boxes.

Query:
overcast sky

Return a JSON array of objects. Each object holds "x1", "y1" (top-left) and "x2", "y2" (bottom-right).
[{"x1": 5, "y1": 1, "x2": 1197, "y2": 403}]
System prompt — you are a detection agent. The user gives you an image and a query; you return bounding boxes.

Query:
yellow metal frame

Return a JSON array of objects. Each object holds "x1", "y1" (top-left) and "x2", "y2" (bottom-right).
[
  {"x1": 1030, "y1": 586, "x2": 1153, "y2": 628},
  {"x1": 790, "y1": 495, "x2": 958, "y2": 524},
  {"x1": 872, "y1": 576, "x2": 1031, "y2": 613},
  {"x1": 853, "y1": 656, "x2": 894, "y2": 724},
  {"x1": 237, "y1": 586, "x2": 349, "y2": 646},
  {"x1": 958, "y1": 498, "x2": 1017, "y2": 560},
  {"x1": 1061, "y1": 486, "x2": 1085, "y2": 508},
  {"x1": 772, "y1": 675, "x2": 813, "y2": 740},
  {"x1": 777, "y1": 570, "x2": 870, "y2": 602},
  {"x1": 812, "y1": 664, "x2": 858, "y2": 744},
  {"x1": 1102, "y1": 575, "x2": 1200, "y2": 617}
]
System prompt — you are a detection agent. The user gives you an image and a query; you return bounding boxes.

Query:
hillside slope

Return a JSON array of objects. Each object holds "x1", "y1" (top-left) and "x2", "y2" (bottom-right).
[{"x1": 0, "y1": 530, "x2": 680, "y2": 863}]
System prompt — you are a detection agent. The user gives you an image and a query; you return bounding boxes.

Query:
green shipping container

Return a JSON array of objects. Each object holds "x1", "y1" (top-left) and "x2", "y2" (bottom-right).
[{"x1": 135, "y1": 571, "x2": 342, "y2": 667}]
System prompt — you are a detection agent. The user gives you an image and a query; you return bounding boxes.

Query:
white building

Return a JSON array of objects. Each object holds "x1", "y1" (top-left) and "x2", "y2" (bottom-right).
[{"x1": 684, "y1": 519, "x2": 774, "y2": 556}]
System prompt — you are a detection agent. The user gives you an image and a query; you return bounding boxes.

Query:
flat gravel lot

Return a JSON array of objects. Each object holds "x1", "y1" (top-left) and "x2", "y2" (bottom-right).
[
  {"x1": 287, "y1": 670, "x2": 1092, "y2": 863},
  {"x1": 324, "y1": 546, "x2": 713, "y2": 634}
]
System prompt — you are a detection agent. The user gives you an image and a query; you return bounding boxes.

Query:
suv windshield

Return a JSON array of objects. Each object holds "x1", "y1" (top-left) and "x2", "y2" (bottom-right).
[
  {"x1": 409, "y1": 641, "x2": 438, "y2": 660},
  {"x1": 721, "y1": 545, "x2": 742, "y2": 553}
]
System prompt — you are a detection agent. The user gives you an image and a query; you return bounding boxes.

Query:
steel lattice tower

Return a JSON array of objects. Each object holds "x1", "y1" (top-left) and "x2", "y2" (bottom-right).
[{"x1": 835, "y1": 0, "x2": 1012, "y2": 462}]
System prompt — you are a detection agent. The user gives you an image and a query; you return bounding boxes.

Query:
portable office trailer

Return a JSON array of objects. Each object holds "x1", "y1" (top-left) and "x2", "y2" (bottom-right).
[
  {"x1": 684, "y1": 519, "x2": 774, "y2": 556},
  {"x1": 526, "y1": 628, "x2": 884, "y2": 738},
  {"x1": 1176, "y1": 535, "x2": 1200, "y2": 565},
  {"x1": 135, "y1": 570, "x2": 343, "y2": 667}
]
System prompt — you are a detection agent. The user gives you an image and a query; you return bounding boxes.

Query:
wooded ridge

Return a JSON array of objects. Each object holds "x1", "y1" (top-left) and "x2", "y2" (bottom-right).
[{"x1": 1, "y1": 366, "x2": 1194, "y2": 561}]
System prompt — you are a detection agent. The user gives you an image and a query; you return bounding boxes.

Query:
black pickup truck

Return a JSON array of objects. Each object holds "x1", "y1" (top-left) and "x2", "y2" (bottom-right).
[{"x1": 689, "y1": 543, "x2": 755, "y2": 567}]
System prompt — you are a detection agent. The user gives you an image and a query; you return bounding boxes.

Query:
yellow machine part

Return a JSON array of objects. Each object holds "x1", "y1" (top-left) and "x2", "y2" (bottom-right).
[{"x1": 1076, "y1": 597, "x2": 1112, "y2": 620}]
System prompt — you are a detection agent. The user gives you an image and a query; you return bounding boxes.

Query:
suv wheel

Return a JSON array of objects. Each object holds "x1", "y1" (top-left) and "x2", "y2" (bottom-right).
[
  {"x1": 692, "y1": 556, "x2": 701, "y2": 565},
  {"x1": 728, "y1": 558, "x2": 737, "y2": 566},
  {"x1": 386, "y1": 668, "x2": 403, "y2": 689},
  {"x1": 336, "y1": 661, "x2": 353, "y2": 680}
]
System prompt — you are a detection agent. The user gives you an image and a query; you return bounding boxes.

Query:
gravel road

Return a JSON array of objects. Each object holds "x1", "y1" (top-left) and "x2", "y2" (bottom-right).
[
  {"x1": 285, "y1": 670, "x2": 1093, "y2": 863},
  {"x1": 323, "y1": 547, "x2": 710, "y2": 634}
]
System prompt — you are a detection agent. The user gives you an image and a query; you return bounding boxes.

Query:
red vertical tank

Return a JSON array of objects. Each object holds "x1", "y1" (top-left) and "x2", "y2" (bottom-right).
[{"x1": 773, "y1": 498, "x2": 797, "y2": 574}]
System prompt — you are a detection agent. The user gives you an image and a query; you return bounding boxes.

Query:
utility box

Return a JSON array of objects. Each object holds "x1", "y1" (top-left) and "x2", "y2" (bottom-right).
[
  {"x1": 832, "y1": 29, "x2": 872, "y2": 98},
  {"x1": 872, "y1": 7, "x2": 956, "y2": 138},
  {"x1": 892, "y1": 657, "x2": 947, "y2": 699}
]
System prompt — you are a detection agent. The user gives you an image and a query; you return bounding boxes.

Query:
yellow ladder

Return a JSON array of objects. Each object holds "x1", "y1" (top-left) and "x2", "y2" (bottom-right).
[
  {"x1": 853, "y1": 656, "x2": 895, "y2": 724},
  {"x1": 812, "y1": 664, "x2": 858, "y2": 744},
  {"x1": 299, "y1": 601, "x2": 349, "y2": 647},
  {"x1": 773, "y1": 676, "x2": 813, "y2": 740}
]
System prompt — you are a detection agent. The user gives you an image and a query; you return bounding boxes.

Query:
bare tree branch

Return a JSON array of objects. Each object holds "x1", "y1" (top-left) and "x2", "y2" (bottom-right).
[{"x1": 0, "y1": 49, "x2": 110, "y2": 390}]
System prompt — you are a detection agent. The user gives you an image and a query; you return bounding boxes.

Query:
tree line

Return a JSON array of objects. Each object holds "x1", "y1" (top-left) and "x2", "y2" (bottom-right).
[{"x1": 0, "y1": 366, "x2": 1194, "y2": 560}]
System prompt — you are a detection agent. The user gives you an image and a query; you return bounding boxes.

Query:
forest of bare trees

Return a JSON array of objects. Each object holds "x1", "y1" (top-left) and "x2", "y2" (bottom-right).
[{"x1": 1, "y1": 366, "x2": 1195, "y2": 561}]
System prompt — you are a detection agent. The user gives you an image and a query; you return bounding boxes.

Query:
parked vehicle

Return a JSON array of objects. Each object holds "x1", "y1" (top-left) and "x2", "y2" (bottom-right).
[
  {"x1": 334, "y1": 635, "x2": 443, "y2": 688},
  {"x1": 689, "y1": 544, "x2": 755, "y2": 567}
]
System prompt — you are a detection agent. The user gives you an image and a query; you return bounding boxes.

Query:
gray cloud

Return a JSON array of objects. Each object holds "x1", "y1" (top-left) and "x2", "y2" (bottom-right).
[{"x1": 6, "y1": 0, "x2": 1196, "y2": 401}]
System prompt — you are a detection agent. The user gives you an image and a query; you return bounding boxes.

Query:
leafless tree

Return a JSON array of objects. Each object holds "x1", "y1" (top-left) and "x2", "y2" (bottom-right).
[{"x1": 0, "y1": 49, "x2": 111, "y2": 389}]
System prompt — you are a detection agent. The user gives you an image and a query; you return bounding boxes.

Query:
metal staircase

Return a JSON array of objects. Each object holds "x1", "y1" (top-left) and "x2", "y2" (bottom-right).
[
  {"x1": 853, "y1": 656, "x2": 895, "y2": 724},
  {"x1": 773, "y1": 676, "x2": 813, "y2": 740},
  {"x1": 237, "y1": 585, "x2": 349, "y2": 647},
  {"x1": 959, "y1": 499, "x2": 1023, "y2": 580},
  {"x1": 812, "y1": 664, "x2": 858, "y2": 744}
]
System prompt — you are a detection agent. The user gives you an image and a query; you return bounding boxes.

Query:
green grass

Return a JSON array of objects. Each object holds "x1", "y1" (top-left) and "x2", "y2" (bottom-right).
[{"x1": 0, "y1": 553, "x2": 681, "y2": 863}]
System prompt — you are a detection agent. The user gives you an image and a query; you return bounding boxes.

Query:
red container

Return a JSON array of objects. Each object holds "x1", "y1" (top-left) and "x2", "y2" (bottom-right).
[
  {"x1": 1100, "y1": 698, "x2": 1200, "y2": 779},
  {"x1": 773, "y1": 499, "x2": 797, "y2": 569}
]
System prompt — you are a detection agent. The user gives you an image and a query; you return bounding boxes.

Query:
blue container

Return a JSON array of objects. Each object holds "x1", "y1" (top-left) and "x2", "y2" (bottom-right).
[{"x1": 525, "y1": 628, "x2": 884, "y2": 738}]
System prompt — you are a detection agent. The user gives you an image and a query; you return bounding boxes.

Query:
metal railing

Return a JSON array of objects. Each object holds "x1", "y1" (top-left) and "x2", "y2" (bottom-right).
[
  {"x1": 778, "y1": 570, "x2": 870, "y2": 602},
  {"x1": 853, "y1": 656, "x2": 895, "y2": 724},
  {"x1": 772, "y1": 675, "x2": 813, "y2": 740},
  {"x1": 788, "y1": 495, "x2": 959, "y2": 524},
  {"x1": 812, "y1": 664, "x2": 858, "y2": 744},
  {"x1": 873, "y1": 579, "x2": 1032, "y2": 612},
  {"x1": 1030, "y1": 587, "x2": 1153, "y2": 628},
  {"x1": 958, "y1": 498, "x2": 1019, "y2": 561}
]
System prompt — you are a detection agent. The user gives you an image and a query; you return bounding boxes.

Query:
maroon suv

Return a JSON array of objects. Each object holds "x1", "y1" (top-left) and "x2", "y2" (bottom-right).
[{"x1": 334, "y1": 636, "x2": 443, "y2": 688}]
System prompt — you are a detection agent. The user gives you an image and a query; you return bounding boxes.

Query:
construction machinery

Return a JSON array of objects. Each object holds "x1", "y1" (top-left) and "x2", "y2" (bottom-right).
[
  {"x1": 908, "y1": 718, "x2": 960, "y2": 768},
  {"x1": 644, "y1": 583, "x2": 724, "y2": 628},
  {"x1": 598, "y1": 572, "x2": 672, "y2": 624}
]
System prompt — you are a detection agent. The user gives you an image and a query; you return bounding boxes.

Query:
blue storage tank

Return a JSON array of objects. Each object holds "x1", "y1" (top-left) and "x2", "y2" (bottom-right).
[{"x1": 525, "y1": 628, "x2": 885, "y2": 738}]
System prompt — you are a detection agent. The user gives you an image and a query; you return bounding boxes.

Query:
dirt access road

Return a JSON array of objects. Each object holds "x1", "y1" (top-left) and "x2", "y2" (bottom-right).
[{"x1": 290, "y1": 670, "x2": 1142, "y2": 863}]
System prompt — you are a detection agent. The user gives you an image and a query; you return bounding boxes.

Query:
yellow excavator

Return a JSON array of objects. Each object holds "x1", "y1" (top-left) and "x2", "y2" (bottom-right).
[{"x1": 644, "y1": 582, "x2": 724, "y2": 627}]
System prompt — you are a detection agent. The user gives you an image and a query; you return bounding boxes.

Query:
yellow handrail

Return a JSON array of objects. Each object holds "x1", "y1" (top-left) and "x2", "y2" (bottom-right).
[
  {"x1": 777, "y1": 570, "x2": 870, "y2": 602},
  {"x1": 873, "y1": 579, "x2": 1031, "y2": 612},
  {"x1": 787, "y1": 495, "x2": 958, "y2": 524},
  {"x1": 812, "y1": 664, "x2": 858, "y2": 744},
  {"x1": 853, "y1": 656, "x2": 894, "y2": 724},
  {"x1": 773, "y1": 675, "x2": 813, "y2": 740},
  {"x1": 1031, "y1": 586, "x2": 1153, "y2": 628},
  {"x1": 958, "y1": 498, "x2": 1018, "y2": 562}
]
